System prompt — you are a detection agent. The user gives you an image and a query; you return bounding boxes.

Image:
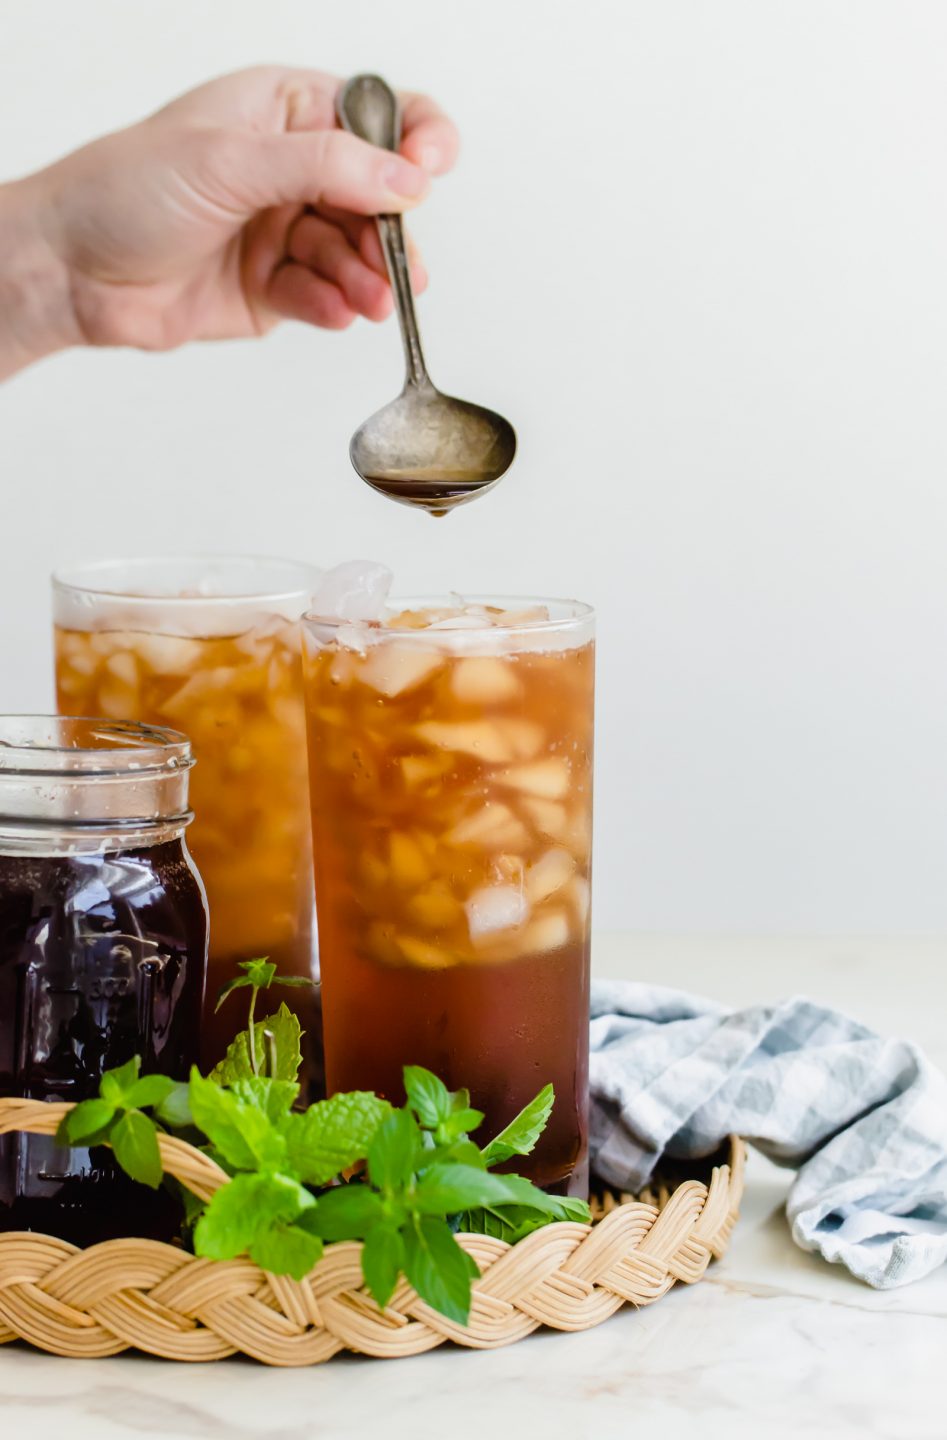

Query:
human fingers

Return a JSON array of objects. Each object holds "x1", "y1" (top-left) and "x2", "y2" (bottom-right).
[
  {"x1": 223, "y1": 129, "x2": 429, "y2": 216},
  {"x1": 265, "y1": 262, "x2": 356, "y2": 330},
  {"x1": 398, "y1": 90, "x2": 460, "y2": 175},
  {"x1": 286, "y1": 213, "x2": 392, "y2": 321},
  {"x1": 314, "y1": 204, "x2": 428, "y2": 292}
]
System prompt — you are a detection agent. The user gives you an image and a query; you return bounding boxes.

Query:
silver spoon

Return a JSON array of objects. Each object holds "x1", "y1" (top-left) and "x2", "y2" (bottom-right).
[{"x1": 337, "y1": 74, "x2": 516, "y2": 516}]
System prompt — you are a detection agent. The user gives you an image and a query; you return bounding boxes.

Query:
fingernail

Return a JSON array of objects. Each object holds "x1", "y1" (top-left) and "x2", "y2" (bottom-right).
[
  {"x1": 384, "y1": 158, "x2": 428, "y2": 199},
  {"x1": 417, "y1": 143, "x2": 441, "y2": 172}
]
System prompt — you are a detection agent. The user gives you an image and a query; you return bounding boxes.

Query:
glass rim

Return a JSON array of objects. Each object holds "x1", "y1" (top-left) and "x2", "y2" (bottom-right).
[
  {"x1": 52, "y1": 554, "x2": 319, "y2": 606},
  {"x1": 0, "y1": 716, "x2": 193, "y2": 777},
  {"x1": 302, "y1": 595, "x2": 594, "y2": 635}
]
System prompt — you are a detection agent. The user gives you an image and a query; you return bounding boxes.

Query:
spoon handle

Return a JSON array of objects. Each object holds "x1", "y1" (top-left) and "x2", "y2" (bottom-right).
[{"x1": 337, "y1": 74, "x2": 431, "y2": 391}]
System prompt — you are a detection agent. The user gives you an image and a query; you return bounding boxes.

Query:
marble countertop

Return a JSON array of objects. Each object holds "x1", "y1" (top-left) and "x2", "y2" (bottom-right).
[{"x1": 2, "y1": 935, "x2": 944, "y2": 1440}]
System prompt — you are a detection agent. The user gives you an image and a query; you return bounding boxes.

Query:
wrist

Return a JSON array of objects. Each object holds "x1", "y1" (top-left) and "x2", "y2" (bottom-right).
[{"x1": 0, "y1": 175, "x2": 81, "y2": 381}]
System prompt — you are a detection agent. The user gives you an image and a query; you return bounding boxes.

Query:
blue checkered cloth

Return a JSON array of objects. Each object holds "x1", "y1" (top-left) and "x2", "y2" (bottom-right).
[{"x1": 588, "y1": 981, "x2": 947, "y2": 1288}]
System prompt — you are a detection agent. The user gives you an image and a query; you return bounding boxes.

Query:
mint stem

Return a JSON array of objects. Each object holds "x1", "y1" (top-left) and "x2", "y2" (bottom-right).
[
  {"x1": 263, "y1": 1028, "x2": 277, "y2": 1079},
  {"x1": 247, "y1": 985, "x2": 260, "y2": 1077}
]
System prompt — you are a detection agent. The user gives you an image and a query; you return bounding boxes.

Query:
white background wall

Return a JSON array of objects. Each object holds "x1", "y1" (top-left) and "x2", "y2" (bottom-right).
[{"x1": 2, "y1": 0, "x2": 946, "y2": 936}]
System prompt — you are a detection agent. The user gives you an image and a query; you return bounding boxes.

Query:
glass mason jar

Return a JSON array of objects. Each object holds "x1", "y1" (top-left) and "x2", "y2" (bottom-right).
[
  {"x1": 302, "y1": 597, "x2": 594, "y2": 1196},
  {"x1": 52, "y1": 557, "x2": 322, "y2": 1091},
  {"x1": 0, "y1": 716, "x2": 207, "y2": 1245}
]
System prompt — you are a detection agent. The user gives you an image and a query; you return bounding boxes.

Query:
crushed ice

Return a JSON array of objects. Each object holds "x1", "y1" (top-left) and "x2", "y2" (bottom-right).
[
  {"x1": 311, "y1": 561, "x2": 393, "y2": 622},
  {"x1": 465, "y1": 884, "x2": 530, "y2": 940}
]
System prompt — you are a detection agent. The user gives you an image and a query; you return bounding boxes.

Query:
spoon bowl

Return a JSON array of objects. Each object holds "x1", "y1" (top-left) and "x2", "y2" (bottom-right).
[
  {"x1": 338, "y1": 75, "x2": 517, "y2": 515},
  {"x1": 351, "y1": 385, "x2": 517, "y2": 515}
]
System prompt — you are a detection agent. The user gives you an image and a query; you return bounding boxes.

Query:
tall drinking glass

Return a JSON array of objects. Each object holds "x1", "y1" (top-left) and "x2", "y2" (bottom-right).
[
  {"x1": 302, "y1": 598, "x2": 594, "y2": 1194},
  {"x1": 52, "y1": 557, "x2": 321, "y2": 1087}
]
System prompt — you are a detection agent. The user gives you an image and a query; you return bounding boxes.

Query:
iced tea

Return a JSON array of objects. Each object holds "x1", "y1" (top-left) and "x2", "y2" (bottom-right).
[
  {"x1": 53, "y1": 559, "x2": 320, "y2": 1086},
  {"x1": 303, "y1": 597, "x2": 594, "y2": 1193}
]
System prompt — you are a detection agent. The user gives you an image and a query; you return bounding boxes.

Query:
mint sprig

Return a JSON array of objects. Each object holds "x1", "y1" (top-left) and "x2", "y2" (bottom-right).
[
  {"x1": 56, "y1": 966, "x2": 591, "y2": 1321},
  {"x1": 214, "y1": 958, "x2": 313, "y2": 1079},
  {"x1": 56, "y1": 1054, "x2": 175, "y2": 1188}
]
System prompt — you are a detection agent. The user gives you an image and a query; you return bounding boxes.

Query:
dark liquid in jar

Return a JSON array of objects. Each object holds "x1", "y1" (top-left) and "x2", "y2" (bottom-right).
[{"x1": 0, "y1": 840, "x2": 207, "y2": 1245}]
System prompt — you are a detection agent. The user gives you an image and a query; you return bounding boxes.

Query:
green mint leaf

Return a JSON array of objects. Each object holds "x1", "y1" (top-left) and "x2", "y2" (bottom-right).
[
  {"x1": 367, "y1": 1108, "x2": 422, "y2": 1193},
  {"x1": 481, "y1": 1084, "x2": 555, "y2": 1168},
  {"x1": 274, "y1": 975, "x2": 314, "y2": 989},
  {"x1": 123, "y1": 1074, "x2": 177, "y2": 1110},
  {"x1": 154, "y1": 1082, "x2": 193, "y2": 1129},
  {"x1": 209, "y1": 1003, "x2": 302, "y2": 1085},
  {"x1": 456, "y1": 1205, "x2": 550, "y2": 1243},
  {"x1": 419, "y1": 1138, "x2": 487, "y2": 1171},
  {"x1": 241, "y1": 958, "x2": 277, "y2": 990},
  {"x1": 59, "y1": 1097, "x2": 116, "y2": 1145},
  {"x1": 281, "y1": 1092, "x2": 390, "y2": 1187},
  {"x1": 229, "y1": 1076, "x2": 300, "y2": 1123},
  {"x1": 189, "y1": 1070, "x2": 287, "y2": 1172},
  {"x1": 193, "y1": 1171, "x2": 311, "y2": 1260},
  {"x1": 402, "y1": 1215, "x2": 476, "y2": 1325},
  {"x1": 412, "y1": 1164, "x2": 522, "y2": 1215},
  {"x1": 475, "y1": 1173, "x2": 592, "y2": 1224},
  {"x1": 175, "y1": 1179, "x2": 207, "y2": 1226},
  {"x1": 361, "y1": 1223, "x2": 404, "y2": 1311},
  {"x1": 99, "y1": 1056, "x2": 142, "y2": 1106},
  {"x1": 437, "y1": 1109, "x2": 485, "y2": 1143},
  {"x1": 249, "y1": 1222, "x2": 323, "y2": 1279},
  {"x1": 309, "y1": 1184, "x2": 385, "y2": 1242},
  {"x1": 403, "y1": 1066, "x2": 452, "y2": 1127},
  {"x1": 111, "y1": 1109, "x2": 163, "y2": 1188},
  {"x1": 214, "y1": 974, "x2": 252, "y2": 1012}
]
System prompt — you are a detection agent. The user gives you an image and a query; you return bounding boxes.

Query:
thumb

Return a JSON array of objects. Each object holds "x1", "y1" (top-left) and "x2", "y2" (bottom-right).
[{"x1": 235, "y1": 129, "x2": 430, "y2": 214}]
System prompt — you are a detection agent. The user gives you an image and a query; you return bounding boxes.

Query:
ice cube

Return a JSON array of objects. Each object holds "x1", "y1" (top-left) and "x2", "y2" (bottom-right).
[
  {"x1": 131, "y1": 633, "x2": 204, "y2": 675},
  {"x1": 569, "y1": 876, "x2": 591, "y2": 925},
  {"x1": 104, "y1": 652, "x2": 137, "y2": 687},
  {"x1": 397, "y1": 934, "x2": 457, "y2": 969},
  {"x1": 62, "y1": 649, "x2": 96, "y2": 677},
  {"x1": 311, "y1": 560, "x2": 393, "y2": 622},
  {"x1": 450, "y1": 657, "x2": 521, "y2": 704},
  {"x1": 446, "y1": 803, "x2": 528, "y2": 850},
  {"x1": 521, "y1": 797, "x2": 569, "y2": 841},
  {"x1": 501, "y1": 719, "x2": 545, "y2": 759},
  {"x1": 362, "y1": 644, "x2": 443, "y2": 698},
  {"x1": 415, "y1": 720, "x2": 513, "y2": 763},
  {"x1": 407, "y1": 884, "x2": 463, "y2": 929},
  {"x1": 497, "y1": 757, "x2": 571, "y2": 800},
  {"x1": 388, "y1": 832, "x2": 431, "y2": 886},
  {"x1": 498, "y1": 606, "x2": 551, "y2": 627},
  {"x1": 520, "y1": 908, "x2": 572, "y2": 953},
  {"x1": 428, "y1": 613, "x2": 487, "y2": 630},
  {"x1": 526, "y1": 848, "x2": 576, "y2": 905},
  {"x1": 96, "y1": 679, "x2": 138, "y2": 720},
  {"x1": 400, "y1": 754, "x2": 452, "y2": 787},
  {"x1": 335, "y1": 623, "x2": 370, "y2": 656},
  {"x1": 466, "y1": 885, "x2": 530, "y2": 941}
]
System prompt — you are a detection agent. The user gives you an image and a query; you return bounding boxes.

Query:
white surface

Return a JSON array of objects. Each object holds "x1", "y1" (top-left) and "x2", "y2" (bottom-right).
[
  {"x1": 2, "y1": 3, "x2": 947, "y2": 934},
  {"x1": 1, "y1": 934, "x2": 945, "y2": 1440}
]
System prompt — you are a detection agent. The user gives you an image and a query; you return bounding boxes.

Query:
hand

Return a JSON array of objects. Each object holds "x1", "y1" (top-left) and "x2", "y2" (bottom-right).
[{"x1": 0, "y1": 66, "x2": 458, "y2": 375}]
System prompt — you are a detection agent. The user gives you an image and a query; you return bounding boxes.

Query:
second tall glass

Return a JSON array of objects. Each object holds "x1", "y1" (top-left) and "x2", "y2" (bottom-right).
[
  {"x1": 303, "y1": 597, "x2": 594, "y2": 1194},
  {"x1": 52, "y1": 556, "x2": 321, "y2": 1088}
]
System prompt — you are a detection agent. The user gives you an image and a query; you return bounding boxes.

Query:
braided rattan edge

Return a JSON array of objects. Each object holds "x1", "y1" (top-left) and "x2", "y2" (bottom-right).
[{"x1": 0, "y1": 1098, "x2": 745, "y2": 1365}]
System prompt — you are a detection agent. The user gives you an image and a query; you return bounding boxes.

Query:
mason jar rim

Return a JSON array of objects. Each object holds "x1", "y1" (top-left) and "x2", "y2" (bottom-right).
[
  {"x1": 52, "y1": 554, "x2": 319, "y2": 606},
  {"x1": 303, "y1": 595, "x2": 594, "y2": 634},
  {"x1": 0, "y1": 716, "x2": 193, "y2": 778}
]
